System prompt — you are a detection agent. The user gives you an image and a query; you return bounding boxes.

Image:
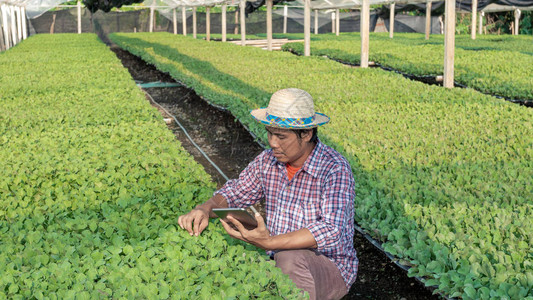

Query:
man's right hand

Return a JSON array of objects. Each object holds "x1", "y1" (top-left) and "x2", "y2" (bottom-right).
[{"x1": 178, "y1": 207, "x2": 209, "y2": 236}]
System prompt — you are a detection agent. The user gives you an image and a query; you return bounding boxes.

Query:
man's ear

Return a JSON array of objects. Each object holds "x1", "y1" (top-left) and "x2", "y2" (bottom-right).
[{"x1": 302, "y1": 129, "x2": 313, "y2": 143}]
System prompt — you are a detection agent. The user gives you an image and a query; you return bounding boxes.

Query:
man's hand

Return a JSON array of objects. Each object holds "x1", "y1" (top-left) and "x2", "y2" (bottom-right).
[
  {"x1": 178, "y1": 207, "x2": 209, "y2": 236},
  {"x1": 220, "y1": 213, "x2": 273, "y2": 250}
]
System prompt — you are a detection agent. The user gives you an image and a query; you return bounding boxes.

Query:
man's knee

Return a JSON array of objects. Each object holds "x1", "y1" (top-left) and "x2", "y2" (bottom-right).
[{"x1": 274, "y1": 249, "x2": 313, "y2": 276}]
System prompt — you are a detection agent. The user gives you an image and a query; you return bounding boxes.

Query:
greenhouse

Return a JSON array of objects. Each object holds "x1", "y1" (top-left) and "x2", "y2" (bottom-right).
[{"x1": 1, "y1": 0, "x2": 532, "y2": 298}]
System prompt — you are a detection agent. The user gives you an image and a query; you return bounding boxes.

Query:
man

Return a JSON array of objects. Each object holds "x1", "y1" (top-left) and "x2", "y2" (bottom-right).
[{"x1": 178, "y1": 88, "x2": 358, "y2": 300}]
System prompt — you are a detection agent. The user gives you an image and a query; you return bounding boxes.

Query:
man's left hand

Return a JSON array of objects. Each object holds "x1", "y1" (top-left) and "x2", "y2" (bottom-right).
[{"x1": 220, "y1": 213, "x2": 272, "y2": 250}]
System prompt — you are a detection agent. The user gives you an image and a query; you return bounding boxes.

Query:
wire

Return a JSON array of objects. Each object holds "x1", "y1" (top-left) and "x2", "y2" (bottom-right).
[{"x1": 142, "y1": 89, "x2": 230, "y2": 182}]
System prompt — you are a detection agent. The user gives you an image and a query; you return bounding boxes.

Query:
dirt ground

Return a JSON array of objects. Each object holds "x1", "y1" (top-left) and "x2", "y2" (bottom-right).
[{"x1": 110, "y1": 45, "x2": 443, "y2": 300}]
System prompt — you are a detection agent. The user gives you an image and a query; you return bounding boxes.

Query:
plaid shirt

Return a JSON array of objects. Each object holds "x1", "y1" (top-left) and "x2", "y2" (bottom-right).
[{"x1": 216, "y1": 141, "x2": 358, "y2": 288}]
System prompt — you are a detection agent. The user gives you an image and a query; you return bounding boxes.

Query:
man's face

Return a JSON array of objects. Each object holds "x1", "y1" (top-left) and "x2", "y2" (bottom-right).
[{"x1": 266, "y1": 127, "x2": 312, "y2": 166}]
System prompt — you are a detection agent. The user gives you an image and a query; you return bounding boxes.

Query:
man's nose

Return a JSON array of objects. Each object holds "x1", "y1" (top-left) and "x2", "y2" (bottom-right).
[{"x1": 268, "y1": 136, "x2": 279, "y2": 148}]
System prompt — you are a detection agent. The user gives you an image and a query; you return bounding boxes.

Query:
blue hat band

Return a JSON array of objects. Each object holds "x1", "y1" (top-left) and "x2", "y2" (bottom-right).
[{"x1": 266, "y1": 113, "x2": 315, "y2": 127}]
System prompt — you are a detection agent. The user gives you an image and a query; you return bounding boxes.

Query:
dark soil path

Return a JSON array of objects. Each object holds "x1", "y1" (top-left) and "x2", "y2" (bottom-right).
[{"x1": 109, "y1": 44, "x2": 442, "y2": 300}]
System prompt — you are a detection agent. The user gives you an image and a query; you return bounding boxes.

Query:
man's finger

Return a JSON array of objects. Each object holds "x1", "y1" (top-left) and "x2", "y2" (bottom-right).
[
  {"x1": 254, "y1": 213, "x2": 267, "y2": 231},
  {"x1": 192, "y1": 214, "x2": 205, "y2": 236},
  {"x1": 220, "y1": 219, "x2": 242, "y2": 238},
  {"x1": 183, "y1": 215, "x2": 194, "y2": 236},
  {"x1": 227, "y1": 216, "x2": 247, "y2": 233}
]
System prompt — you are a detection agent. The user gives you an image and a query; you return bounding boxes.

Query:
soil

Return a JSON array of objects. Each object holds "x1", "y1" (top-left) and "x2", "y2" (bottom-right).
[{"x1": 109, "y1": 44, "x2": 443, "y2": 300}]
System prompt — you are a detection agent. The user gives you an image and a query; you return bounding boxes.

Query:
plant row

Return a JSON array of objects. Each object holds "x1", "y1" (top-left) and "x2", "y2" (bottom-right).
[
  {"x1": 281, "y1": 32, "x2": 533, "y2": 100},
  {"x1": 110, "y1": 32, "x2": 533, "y2": 300},
  {"x1": 0, "y1": 33, "x2": 303, "y2": 299}
]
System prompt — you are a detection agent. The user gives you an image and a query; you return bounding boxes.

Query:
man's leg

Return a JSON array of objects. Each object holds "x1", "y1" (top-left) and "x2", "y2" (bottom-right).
[{"x1": 274, "y1": 249, "x2": 348, "y2": 300}]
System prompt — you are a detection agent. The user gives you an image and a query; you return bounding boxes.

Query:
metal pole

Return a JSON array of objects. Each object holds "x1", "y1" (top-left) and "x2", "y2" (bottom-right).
[
  {"x1": 479, "y1": 11, "x2": 483, "y2": 34},
  {"x1": 331, "y1": 11, "x2": 334, "y2": 33},
  {"x1": 21, "y1": 5, "x2": 27, "y2": 40},
  {"x1": 443, "y1": 0, "x2": 455, "y2": 88},
  {"x1": 514, "y1": 9, "x2": 521, "y2": 35},
  {"x1": 16, "y1": 5, "x2": 22, "y2": 42}
]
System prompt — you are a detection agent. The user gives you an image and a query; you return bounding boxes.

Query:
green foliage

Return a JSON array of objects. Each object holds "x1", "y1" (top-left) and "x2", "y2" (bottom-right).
[
  {"x1": 282, "y1": 32, "x2": 533, "y2": 100},
  {"x1": 0, "y1": 33, "x2": 305, "y2": 299},
  {"x1": 109, "y1": 32, "x2": 533, "y2": 300}
]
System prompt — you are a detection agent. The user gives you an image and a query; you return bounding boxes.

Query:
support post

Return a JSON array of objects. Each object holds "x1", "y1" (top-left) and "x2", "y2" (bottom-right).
[
  {"x1": 193, "y1": 7, "x2": 197, "y2": 38},
  {"x1": 425, "y1": 1, "x2": 431, "y2": 39},
  {"x1": 514, "y1": 9, "x2": 521, "y2": 35},
  {"x1": 267, "y1": 0, "x2": 272, "y2": 50},
  {"x1": 206, "y1": 6, "x2": 210, "y2": 41},
  {"x1": 240, "y1": 0, "x2": 246, "y2": 46},
  {"x1": 360, "y1": 0, "x2": 370, "y2": 67},
  {"x1": 77, "y1": 1, "x2": 82, "y2": 34},
  {"x1": 283, "y1": 5, "x2": 287, "y2": 34},
  {"x1": 21, "y1": 5, "x2": 27, "y2": 40},
  {"x1": 443, "y1": 0, "x2": 455, "y2": 88},
  {"x1": 471, "y1": 0, "x2": 477, "y2": 39},
  {"x1": 182, "y1": 7, "x2": 187, "y2": 35},
  {"x1": 335, "y1": 8, "x2": 340, "y2": 36},
  {"x1": 10, "y1": 5, "x2": 17, "y2": 43},
  {"x1": 1, "y1": 4, "x2": 10, "y2": 49},
  {"x1": 16, "y1": 5, "x2": 22, "y2": 42},
  {"x1": 314, "y1": 9, "x2": 318, "y2": 34},
  {"x1": 389, "y1": 2, "x2": 395, "y2": 38},
  {"x1": 304, "y1": 0, "x2": 310, "y2": 56},
  {"x1": 173, "y1": 8, "x2": 177, "y2": 34},
  {"x1": 479, "y1": 11, "x2": 483, "y2": 34},
  {"x1": 222, "y1": 4, "x2": 227, "y2": 42},
  {"x1": 149, "y1": 0, "x2": 155, "y2": 32}
]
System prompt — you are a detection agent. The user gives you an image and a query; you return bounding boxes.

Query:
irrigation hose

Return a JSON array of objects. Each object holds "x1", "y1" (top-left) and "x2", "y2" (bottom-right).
[{"x1": 142, "y1": 89, "x2": 230, "y2": 182}]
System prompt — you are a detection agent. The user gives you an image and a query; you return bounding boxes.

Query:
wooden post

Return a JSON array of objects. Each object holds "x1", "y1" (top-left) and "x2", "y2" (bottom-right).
[
  {"x1": 182, "y1": 6, "x2": 187, "y2": 35},
  {"x1": 331, "y1": 12, "x2": 335, "y2": 33},
  {"x1": 193, "y1": 7, "x2": 197, "y2": 38},
  {"x1": 206, "y1": 6, "x2": 211, "y2": 41},
  {"x1": 2, "y1": 4, "x2": 11, "y2": 49},
  {"x1": 11, "y1": 5, "x2": 17, "y2": 42},
  {"x1": 389, "y1": 2, "x2": 395, "y2": 38},
  {"x1": 336, "y1": 9, "x2": 340, "y2": 36},
  {"x1": 173, "y1": 8, "x2": 177, "y2": 34},
  {"x1": 479, "y1": 11, "x2": 483, "y2": 34},
  {"x1": 77, "y1": 1, "x2": 82, "y2": 34},
  {"x1": 304, "y1": 0, "x2": 310, "y2": 56},
  {"x1": 149, "y1": 0, "x2": 155, "y2": 32},
  {"x1": 283, "y1": 5, "x2": 287, "y2": 34},
  {"x1": 240, "y1": 0, "x2": 246, "y2": 46},
  {"x1": 514, "y1": 9, "x2": 521, "y2": 35},
  {"x1": 471, "y1": 0, "x2": 477, "y2": 39},
  {"x1": 360, "y1": 0, "x2": 370, "y2": 67},
  {"x1": 443, "y1": 0, "x2": 455, "y2": 88},
  {"x1": 267, "y1": 0, "x2": 272, "y2": 50},
  {"x1": 425, "y1": 1, "x2": 431, "y2": 39},
  {"x1": 0, "y1": 9, "x2": 4, "y2": 51},
  {"x1": 314, "y1": 9, "x2": 318, "y2": 34},
  {"x1": 16, "y1": 5, "x2": 22, "y2": 42},
  {"x1": 21, "y1": 5, "x2": 27, "y2": 40},
  {"x1": 234, "y1": 10, "x2": 239, "y2": 34},
  {"x1": 222, "y1": 4, "x2": 227, "y2": 42}
]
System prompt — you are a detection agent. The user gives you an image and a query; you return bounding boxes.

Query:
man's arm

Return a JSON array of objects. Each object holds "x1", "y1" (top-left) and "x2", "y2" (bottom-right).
[
  {"x1": 220, "y1": 213, "x2": 318, "y2": 251},
  {"x1": 178, "y1": 194, "x2": 228, "y2": 236}
]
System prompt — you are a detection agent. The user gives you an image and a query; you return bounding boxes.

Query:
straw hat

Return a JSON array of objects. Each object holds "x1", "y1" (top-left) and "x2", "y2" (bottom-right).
[{"x1": 250, "y1": 88, "x2": 330, "y2": 129}]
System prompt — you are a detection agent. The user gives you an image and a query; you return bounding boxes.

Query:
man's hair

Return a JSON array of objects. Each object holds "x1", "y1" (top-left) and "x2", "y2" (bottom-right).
[{"x1": 291, "y1": 128, "x2": 318, "y2": 144}]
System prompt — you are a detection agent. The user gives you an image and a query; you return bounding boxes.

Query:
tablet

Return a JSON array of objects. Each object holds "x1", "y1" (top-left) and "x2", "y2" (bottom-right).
[{"x1": 212, "y1": 208, "x2": 258, "y2": 229}]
